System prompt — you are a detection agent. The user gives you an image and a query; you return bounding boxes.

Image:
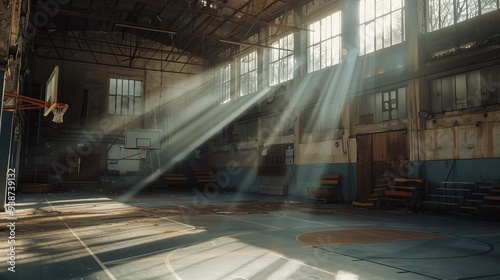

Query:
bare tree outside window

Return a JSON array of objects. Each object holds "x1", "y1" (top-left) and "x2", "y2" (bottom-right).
[
  {"x1": 240, "y1": 51, "x2": 258, "y2": 97},
  {"x1": 359, "y1": 0, "x2": 405, "y2": 55},
  {"x1": 428, "y1": 0, "x2": 499, "y2": 32},
  {"x1": 215, "y1": 64, "x2": 231, "y2": 104},
  {"x1": 307, "y1": 10, "x2": 342, "y2": 73},
  {"x1": 269, "y1": 34, "x2": 294, "y2": 86}
]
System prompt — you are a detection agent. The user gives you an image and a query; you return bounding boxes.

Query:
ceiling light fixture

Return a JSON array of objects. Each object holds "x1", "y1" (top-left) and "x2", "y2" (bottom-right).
[{"x1": 115, "y1": 23, "x2": 177, "y2": 35}]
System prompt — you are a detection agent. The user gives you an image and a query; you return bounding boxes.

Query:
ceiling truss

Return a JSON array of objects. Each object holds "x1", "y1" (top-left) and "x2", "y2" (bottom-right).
[{"x1": 30, "y1": 0, "x2": 304, "y2": 73}]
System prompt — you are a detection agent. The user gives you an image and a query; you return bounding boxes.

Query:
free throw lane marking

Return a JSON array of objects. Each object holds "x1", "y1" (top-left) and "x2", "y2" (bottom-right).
[{"x1": 46, "y1": 199, "x2": 117, "y2": 280}]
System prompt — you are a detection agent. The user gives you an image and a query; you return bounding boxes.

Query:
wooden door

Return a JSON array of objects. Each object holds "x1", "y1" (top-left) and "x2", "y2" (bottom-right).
[
  {"x1": 372, "y1": 131, "x2": 408, "y2": 182},
  {"x1": 356, "y1": 135, "x2": 373, "y2": 202},
  {"x1": 356, "y1": 131, "x2": 408, "y2": 202}
]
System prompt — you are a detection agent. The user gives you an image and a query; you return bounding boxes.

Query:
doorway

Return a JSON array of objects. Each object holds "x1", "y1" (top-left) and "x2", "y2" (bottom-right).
[{"x1": 356, "y1": 130, "x2": 408, "y2": 202}]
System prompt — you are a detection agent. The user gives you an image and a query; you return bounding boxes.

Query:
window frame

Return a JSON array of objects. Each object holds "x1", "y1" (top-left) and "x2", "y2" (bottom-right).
[
  {"x1": 358, "y1": 87, "x2": 407, "y2": 124},
  {"x1": 429, "y1": 65, "x2": 500, "y2": 113},
  {"x1": 427, "y1": 0, "x2": 500, "y2": 32},
  {"x1": 359, "y1": 0, "x2": 405, "y2": 55},
  {"x1": 215, "y1": 63, "x2": 232, "y2": 104},
  {"x1": 307, "y1": 10, "x2": 342, "y2": 73},
  {"x1": 108, "y1": 78, "x2": 143, "y2": 116},
  {"x1": 240, "y1": 51, "x2": 258, "y2": 96},
  {"x1": 269, "y1": 34, "x2": 294, "y2": 86}
]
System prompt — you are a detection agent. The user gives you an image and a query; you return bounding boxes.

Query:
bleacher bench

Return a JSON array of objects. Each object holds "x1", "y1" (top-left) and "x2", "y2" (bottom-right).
[
  {"x1": 306, "y1": 174, "x2": 341, "y2": 202},
  {"x1": 377, "y1": 177, "x2": 422, "y2": 211},
  {"x1": 481, "y1": 195, "x2": 500, "y2": 219},
  {"x1": 151, "y1": 173, "x2": 188, "y2": 191}
]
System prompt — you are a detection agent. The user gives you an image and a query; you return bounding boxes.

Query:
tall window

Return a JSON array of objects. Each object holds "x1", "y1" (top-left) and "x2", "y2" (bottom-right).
[
  {"x1": 429, "y1": 65, "x2": 500, "y2": 113},
  {"x1": 358, "y1": 87, "x2": 407, "y2": 124},
  {"x1": 240, "y1": 51, "x2": 258, "y2": 96},
  {"x1": 237, "y1": 119, "x2": 258, "y2": 141},
  {"x1": 269, "y1": 34, "x2": 294, "y2": 86},
  {"x1": 308, "y1": 11, "x2": 342, "y2": 73},
  {"x1": 428, "y1": 0, "x2": 500, "y2": 31},
  {"x1": 108, "y1": 78, "x2": 142, "y2": 115},
  {"x1": 359, "y1": 0, "x2": 405, "y2": 55},
  {"x1": 215, "y1": 63, "x2": 231, "y2": 104}
]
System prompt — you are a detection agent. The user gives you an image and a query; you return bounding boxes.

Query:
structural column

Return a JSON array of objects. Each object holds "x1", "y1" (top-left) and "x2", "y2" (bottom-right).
[{"x1": 1, "y1": 72, "x2": 15, "y2": 211}]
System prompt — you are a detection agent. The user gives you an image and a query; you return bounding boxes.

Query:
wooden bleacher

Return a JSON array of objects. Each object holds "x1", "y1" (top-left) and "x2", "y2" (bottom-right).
[
  {"x1": 423, "y1": 181, "x2": 479, "y2": 216},
  {"x1": 306, "y1": 174, "x2": 341, "y2": 203},
  {"x1": 481, "y1": 185, "x2": 500, "y2": 219},
  {"x1": 377, "y1": 177, "x2": 423, "y2": 212},
  {"x1": 149, "y1": 172, "x2": 188, "y2": 191},
  {"x1": 192, "y1": 164, "x2": 217, "y2": 187}
]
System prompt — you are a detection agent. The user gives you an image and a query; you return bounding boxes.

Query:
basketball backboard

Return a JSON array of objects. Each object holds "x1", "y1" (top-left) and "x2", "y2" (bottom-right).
[
  {"x1": 124, "y1": 128, "x2": 162, "y2": 150},
  {"x1": 43, "y1": 65, "x2": 59, "y2": 116}
]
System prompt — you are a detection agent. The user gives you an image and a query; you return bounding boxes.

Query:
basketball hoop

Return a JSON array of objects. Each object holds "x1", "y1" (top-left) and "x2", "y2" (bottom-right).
[
  {"x1": 51, "y1": 103, "x2": 69, "y2": 123},
  {"x1": 3, "y1": 91, "x2": 69, "y2": 123},
  {"x1": 138, "y1": 146, "x2": 150, "y2": 159}
]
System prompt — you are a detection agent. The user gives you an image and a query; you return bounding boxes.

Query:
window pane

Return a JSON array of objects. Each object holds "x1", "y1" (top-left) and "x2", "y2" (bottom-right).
[
  {"x1": 287, "y1": 57, "x2": 294, "y2": 81},
  {"x1": 135, "y1": 81, "x2": 142, "y2": 97},
  {"x1": 333, "y1": 12, "x2": 341, "y2": 35},
  {"x1": 428, "y1": 0, "x2": 441, "y2": 31},
  {"x1": 366, "y1": 22, "x2": 375, "y2": 53},
  {"x1": 122, "y1": 80, "x2": 128, "y2": 95},
  {"x1": 441, "y1": 0, "x2": 454, "y2": 28},
  {"x1": 270, "y1": 34, "x2": 294, "y2": 83},
  {"x1": 117, "y1": 79, "x2": 123, "y2": 95},
  {"x1": 466, "y1": 71, "x2": 481, "y2": 107},
  {"x1": 482, "y1": 0, "x2": 498, "y2": 14},
  {"x1": 468, "y1": 0, "x2": 479, "y2": 18},
  {"x1": 392, "y1": 10, "x2": 403, "y2": 44},
  {"x1": 250, "y1": 72, "x2": 257, "y2": 92},
  {"x1": 121, "y1": 97, "x2": 128, "y2": 115},
  {"x1": 110, "y1": 79, "x2": 116, "y2": 94},
  {"x1": 390, "y1": 90, "x2": 397, "y2": 109},
  {"x1": 128, "y1": 80, "x2": 134, "y2": 95},
  {"x1": 109, "y1": 96, "x2": 116, "y2": 114},
  {"x1": 311, "y1": 22, "x2": 320, "y2": 44},
  {"x1": 393, "y1": 0, "x2": 402, "y2": 10},
  {"x1": 366, "y1": 0, "x2": 375, "y2": 21},
  {"x1": 361, "y1": 0, "x2": 404, "y2": 54},
  {"x1": 456, "y1": 0, "x2": 468, "y2": 22},
  {"x1": 383, "y1": 14, "x2": 391, "y2": 48},
  {"x1": 375, "y1": 17, "x2": 384, "y2": 50},
  {"x1": 241, "y1": 75, "x2": 248, "y2": 96},
  {"x1": 116, "y1": 96, "x2": 122, "y2": 114},
  {"x1": 455, "y1": 73, "x2": 468, "y2": 109},
  {"x1": 441, "y1": 76, "x2": 455, "y2": 111}
]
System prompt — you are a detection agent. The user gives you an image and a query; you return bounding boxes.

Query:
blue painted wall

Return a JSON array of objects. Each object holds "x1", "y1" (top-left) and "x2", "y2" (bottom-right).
[
  {"x1": 212, "y1": 158, "x2": 500, "y2": 202},
  {"x1": 420, "y1": 158, "x2": 500, "y2": 188},
  {"x1": 214, "y1": 163, "x2": 357, "y2": 201}
]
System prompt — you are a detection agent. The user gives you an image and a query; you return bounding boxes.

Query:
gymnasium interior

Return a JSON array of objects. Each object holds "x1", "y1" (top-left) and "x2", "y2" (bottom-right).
[{"x1": 1, "y1": 0, "x2": 500, "y2": 279}]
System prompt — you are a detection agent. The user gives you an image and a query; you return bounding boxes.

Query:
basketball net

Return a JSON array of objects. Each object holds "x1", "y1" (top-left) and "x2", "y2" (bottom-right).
[
  {"x1": 51, "y1": 103, "x2": 69, "y2": 123},
  {"x1": 139, "y1": 146, "x2": 150, "y2": 159},
  {"x1": 3, "y1": 91, "x2": 69, "y2": 123}
]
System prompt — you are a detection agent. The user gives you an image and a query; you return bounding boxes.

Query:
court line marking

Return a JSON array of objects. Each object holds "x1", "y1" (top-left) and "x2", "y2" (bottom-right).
[
  {"x1": 46, "y1": 199, "x2": 117, "y2": 280},
  {"x1": 159, "y1": 216, "x2": 196, "y2": 229},
  {"x1": 267, "y1": 251, "x2": 337, "y2": 276},
  {"x1": 219, "y1": 215, "x2": 282, "y2": 230},
  {"x1": 164, "y1": 235, "x2": 338, "y2": 280}
]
